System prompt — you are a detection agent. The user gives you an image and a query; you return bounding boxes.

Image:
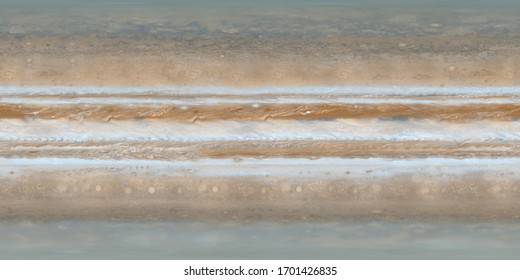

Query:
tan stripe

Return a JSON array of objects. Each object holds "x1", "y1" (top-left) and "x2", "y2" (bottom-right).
[
  {"x1": 2, "y1": 140, "x2": 519, "y2": 159},
  {"x1": 1, "y1": 170, "x2": 519, "y2": 221},
  {"x1": 1, "y1": 34, "x2": 519, "y2": 86}
]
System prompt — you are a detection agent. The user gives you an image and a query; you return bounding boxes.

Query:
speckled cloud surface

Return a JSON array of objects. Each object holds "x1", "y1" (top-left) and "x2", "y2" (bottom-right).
[
  {"x1": 2, "y1": 0, "x2": 520, "y2": 223},
  {"x1": 3, "y1": 85, "x2": 520, "y2": 221}
]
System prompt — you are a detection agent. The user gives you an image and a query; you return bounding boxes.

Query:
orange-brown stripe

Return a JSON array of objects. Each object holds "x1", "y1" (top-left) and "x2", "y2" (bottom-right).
[{"x1": 3, "y1": 103, "x2": 520, "y2": 121}]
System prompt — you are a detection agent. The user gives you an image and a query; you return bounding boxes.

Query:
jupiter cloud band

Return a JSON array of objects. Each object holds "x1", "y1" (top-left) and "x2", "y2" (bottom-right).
[
  {"x1": 2, "y1": 0, "x2": 520, "y2": 226},
  {"x1": 1, "y1": 84, "x2": 520, "y2": 221}
]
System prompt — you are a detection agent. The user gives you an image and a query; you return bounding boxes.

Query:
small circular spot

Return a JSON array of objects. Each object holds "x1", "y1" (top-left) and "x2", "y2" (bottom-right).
[
  {"x1": 251, "y1": 103, "x2": 260, "y2": 108},
  {"x1": 449, "y1": 66, "x2": 456, "y2": 72},
  {"x1": 95, "y1": 185, "x2": 102, "y2": 192},
  {"x1": 398, "y1": 43, "x2": 407, "y2": 48},
  {"x1": 180, "y1": 105, "x2": 188, "y2": 111},
  {"x1": 212, "y1": 186, "x2": 219, "y2": 193},
  {"x1": 148, "y1": 187, "x2": 156, "y2": 194},
  {"x1": 124, "y1": 187, "x2": 132, "y2": 194},
  {"x1": 296, "y1": 186, "x2": 303, "y2": 193}
]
